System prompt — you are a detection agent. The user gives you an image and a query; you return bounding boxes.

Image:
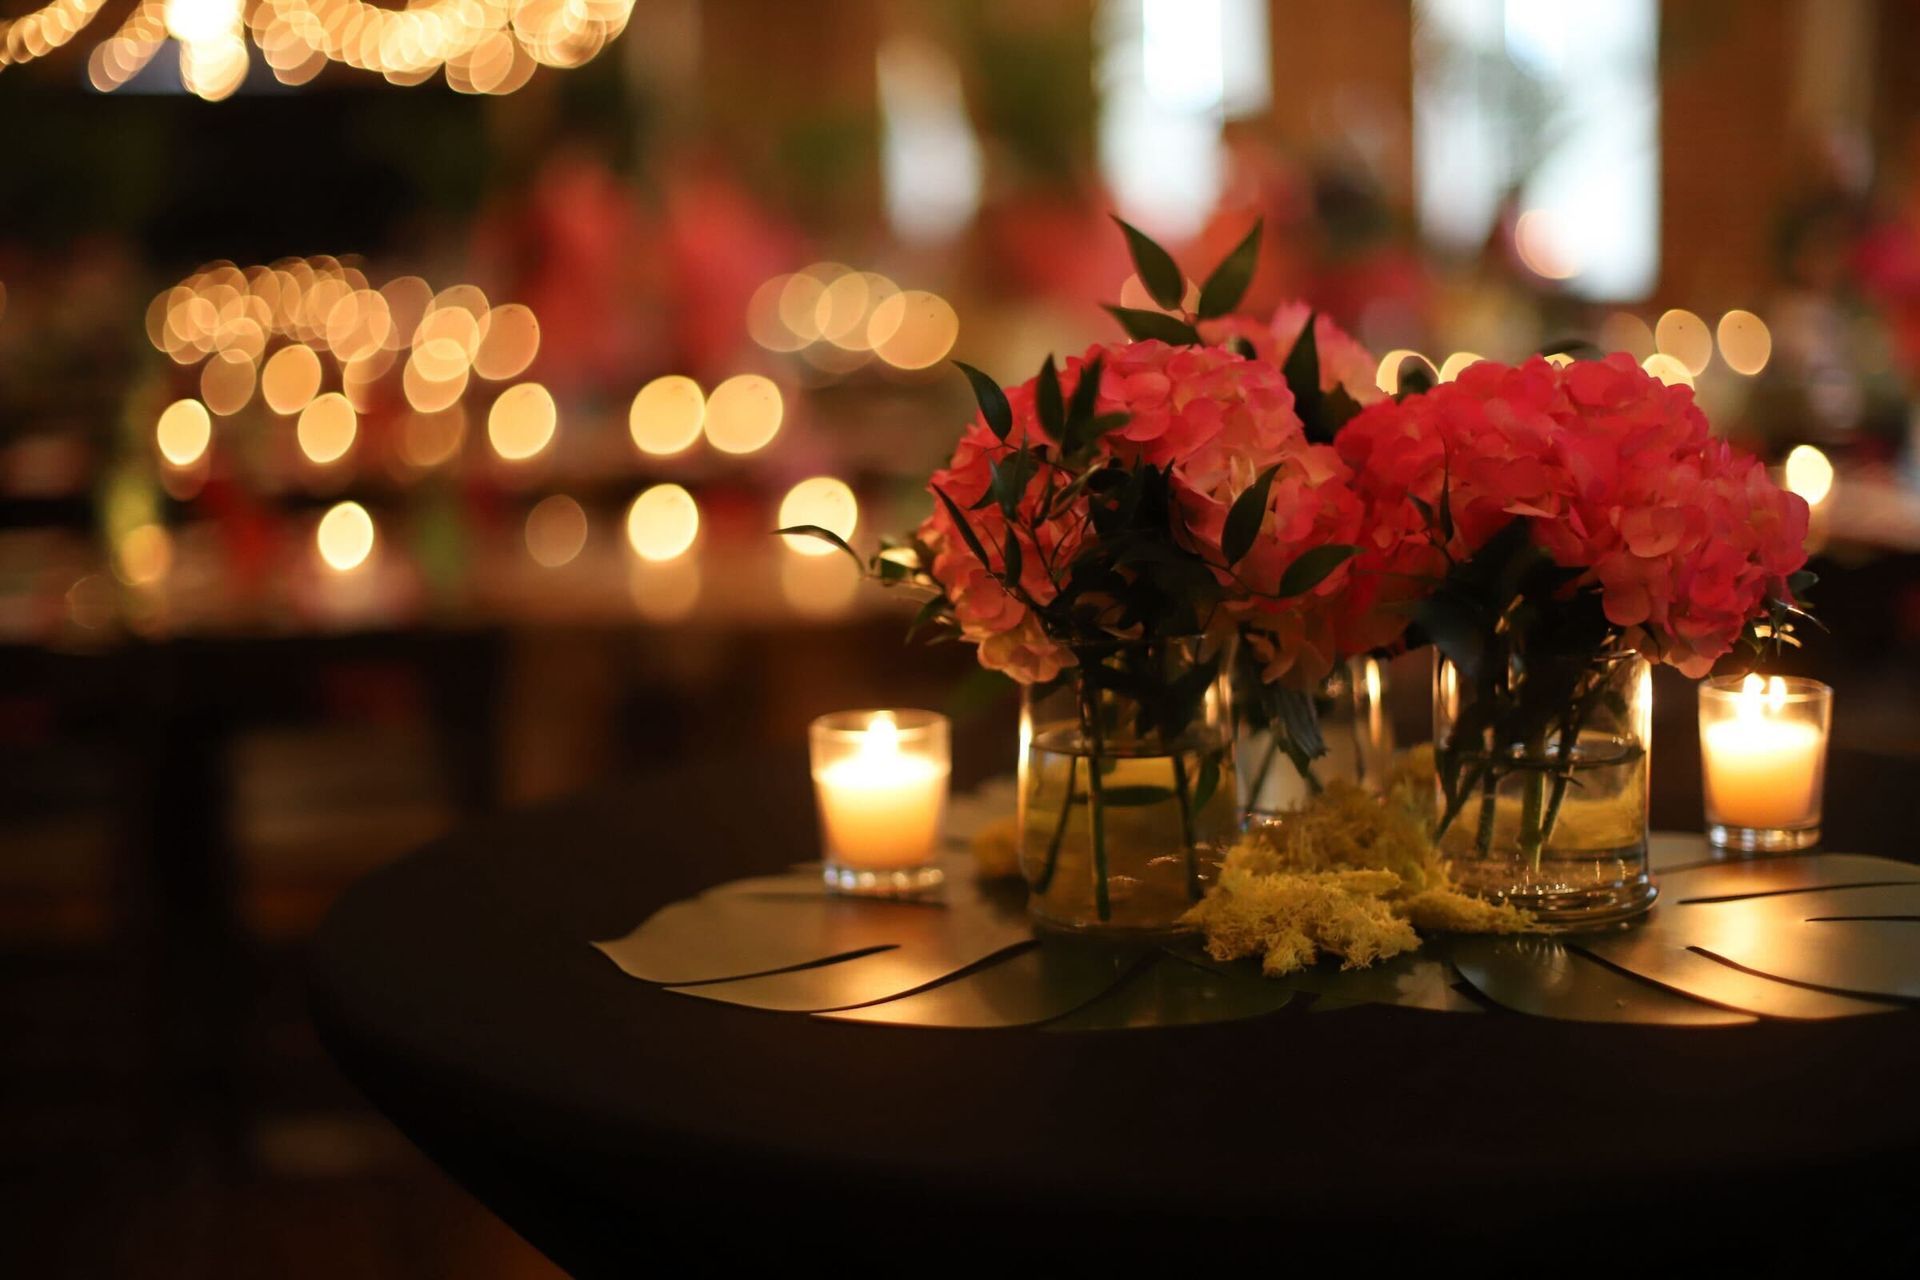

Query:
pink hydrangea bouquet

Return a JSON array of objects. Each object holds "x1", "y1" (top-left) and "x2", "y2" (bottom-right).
[{"x1": 1337, "y1": 353, "x2": 1814, "y2": 875}]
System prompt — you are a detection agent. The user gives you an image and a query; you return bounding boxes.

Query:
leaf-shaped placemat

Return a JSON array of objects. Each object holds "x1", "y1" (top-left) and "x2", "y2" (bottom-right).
[{"x1": 593, "y1": 843, "x2": 1920, "y2": 1029}]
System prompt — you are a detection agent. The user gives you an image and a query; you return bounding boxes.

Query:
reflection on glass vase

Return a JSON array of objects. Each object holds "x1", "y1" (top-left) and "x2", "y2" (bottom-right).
[
  {"x1": 1433, "y1": 652, "x2": 1656, "y2": 928},
  {"x1": 1018, "y1": 637, "x2": 1238, "y2": 935},
  {"x1": 1235, "y1": 654, "x2": 1395, "y2": 824}
]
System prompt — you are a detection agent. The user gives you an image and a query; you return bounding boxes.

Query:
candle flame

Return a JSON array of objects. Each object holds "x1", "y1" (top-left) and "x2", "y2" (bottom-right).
[
  {"x1": 864, "y1": 710, "x2": 901, "y2": 758},
  {"x1": 1736, "y1": 674, "x2": 1790, "y2": 719}
]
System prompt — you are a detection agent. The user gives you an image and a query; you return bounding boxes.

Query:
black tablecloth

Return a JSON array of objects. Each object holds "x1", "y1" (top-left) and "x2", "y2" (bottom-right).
[{"x1": 310, "y1": 749, "x2": 1920, "y2": 1272}]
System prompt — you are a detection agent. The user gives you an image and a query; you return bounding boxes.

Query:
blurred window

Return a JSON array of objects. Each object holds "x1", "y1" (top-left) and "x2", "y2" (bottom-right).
[
  {"x1": 1097, "y1": 0, "x2": 1272, "y2": 240},
  {"x1": 878, "y1": 36, "x2": 985, "y2": 245},
  {"x1": 1414, "y1": 0, "x2": 1660, "y2": 300}
]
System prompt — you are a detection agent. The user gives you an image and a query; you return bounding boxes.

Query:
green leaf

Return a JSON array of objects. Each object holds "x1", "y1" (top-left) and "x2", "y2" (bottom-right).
[
  {"x1": 1001, "y1": 527, "x2": 1023, "y2": 585},
  {"x1": 1220, "y1": 462, "x2": 1282, "y2": 567},
  {"x1": 1196, "y1": 219, "x2": 1262, "y2": 318},
  {"x1": 1090, "y1": 784, "x2": 1178, "y2": 808},
  {"x1": 1111, "y1": 215, "x2": 1185, "y2": 311},
  {"x1": 932, "y1": 486, "x2": 996, "y2": 579},
  {"x1": 1786, "y1": 569, "x2": 1818, "y2": 597},
  {"x1": 1321, "y1": 384, "x2": 1364, "y2": 436},
  {"x1": 1104, "y1": 305, "x2": 1201, "y2": 346},
  {"x1": 1035, "y1": 354, "x2": 1065, "y2": 438},
  {"x1": 904, "y1": 595, "x2": 948, "y2": 641},
  {"x1": 953, "y1": 361, "x2": 1012, "y2": 440},
  {"x1": 1277, "y1": 544, "x2": 1360, "y2": 597},
  {"x1": 1191, "y1": 755, "x2": 1221, "y2": 812},
  {"x1": 1282, "y1": 312, "x2": 1325, "y2": 431},
  {"x1": 1065, "y1": 354, "x2": 1104, "y2": 435},
  {"x1": 988, "y1": 449, "x2": 1037, "y2": 520},
  {"x1": 774, "y1": 525, "x2": 862, "y2": 569}
]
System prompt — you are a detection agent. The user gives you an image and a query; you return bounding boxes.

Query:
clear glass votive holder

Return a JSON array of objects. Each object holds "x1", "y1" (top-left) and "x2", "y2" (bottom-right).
[
  {"x1": 1698, "y1": 675, "x2": 1832, "y2": 853},
  {"x1": 808, "y1": 709, "x2": 950, "y2": 895}
]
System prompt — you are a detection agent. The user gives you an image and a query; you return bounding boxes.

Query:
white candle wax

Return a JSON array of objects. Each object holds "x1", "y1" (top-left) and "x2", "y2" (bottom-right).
[
  {"x1": 1701, "y1": 678, "x2": 1824, "y2": 830},
  {"x1": 812, "y1": 714, "x2": 949, "y2": 869}
]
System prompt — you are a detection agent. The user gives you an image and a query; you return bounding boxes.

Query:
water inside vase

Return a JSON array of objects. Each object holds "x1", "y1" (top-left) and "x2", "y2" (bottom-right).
[
  {"x1": 1436, "y1": 730, "x2": 1649, "y2": 906},
  {"x1": 1020, "y1": 724, "x2": 1238, "y2": 934}
]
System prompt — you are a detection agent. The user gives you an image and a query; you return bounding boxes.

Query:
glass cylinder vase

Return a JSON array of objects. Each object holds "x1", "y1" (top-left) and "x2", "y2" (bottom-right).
[
  {"x1": 1235, "y1": 654, "x2": 1395, "y2": 824},
  {"x1": 1432, "y1": 651, "x2": 1656, "y2": 928},
  {"x1": 1018, "y1": 636, "x2": 1238, "y2": 935}
]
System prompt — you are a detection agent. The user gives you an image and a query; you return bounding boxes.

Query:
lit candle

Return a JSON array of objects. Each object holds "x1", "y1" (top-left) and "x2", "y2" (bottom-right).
[
  {"x1": 1699, "y1": 674, "x2": 1831, "y2": 851},
  {"x1": 809, "y1": 709, "x2": 950, "y2": 894}
]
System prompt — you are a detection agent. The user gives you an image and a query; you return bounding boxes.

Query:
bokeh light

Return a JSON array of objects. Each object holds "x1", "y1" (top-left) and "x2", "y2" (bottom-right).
[
  {"x1": 473, "y1": 303, "x2": 540, "y2": 380},
  {"x1": 869, "y1": 290, "x2": 958, "y2": 369},
  {"x1": 629, "y1": 375, "x2": 706, "y2": 456},
  {"x1": 155, "y1": 398, "x2": 212, "y2": 466},
  {"x1": 777, "y1": 477, "x2": 859, "y2": 555},
  {"x1": 524, "y1": 494, "x2": 588, "y2": 568},
  {"x1": 261, "y1": 343, "x2": 323, "y2": 414},
  {"x1": 625, "y1": 484, "x2": 700, "y2": 562},
  {"x1": 487, "y1": 382, "x2": 557, "y2": 461},
  {"x1": 1655, "y1": 309, "x2": 1713, "y2": 376},
  {"x1": 703, "y1": 374, "x2": 783, "y2": 455},
  {"x1": 1641, "y1": 352, "x2": 1696, "y2": 389},
  {"x1": 199, "y1": 350, "x2": 256, "y2": 416},
  {"x1": 1716, "y1": 309, "x2": 1773, "y2": 376},
  {"x1": 115, "y1": 523, "x2": 174, "y2": 587},
  {"x1": 399, "y1": 407, "x2": 467, "y2": 469},
  {"x1": 1513, "y1": 210, "x2": 1580, "y2": 280},
  {"x1": 316, "y1": 500, "x2": 375, "y2": 572},
  {"x1": 1374, "y1": 349, "x2": 1438, "y2": 395},
  {"x1": 781, "y1": 553, "x2": 863, "y2": 618},
  {"x1": 297, "y1": 392, "x2": 358, "y2": 465},
  {"x1": 1598, "y1": 312, "x2": 1656, "y2": 360},
  {"x1": 1784, "y1": 444, "x2": 1835, "y2": 507},
  {"x1": 1437, "y1": 352, "x2": 1485, "y2": 383}
]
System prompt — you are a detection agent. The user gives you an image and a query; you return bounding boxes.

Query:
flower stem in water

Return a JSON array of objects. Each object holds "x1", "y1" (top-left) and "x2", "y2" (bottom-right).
[
  {"x1": 1082, "y1": 686, "x2": 1111, "y2": 922},
  {"x1": 1034, "y1": 753, "x2": 1075, "y2": 894},
  {"x1": 1171, "y1": 751, "x2": 1200, "y2": 901}
]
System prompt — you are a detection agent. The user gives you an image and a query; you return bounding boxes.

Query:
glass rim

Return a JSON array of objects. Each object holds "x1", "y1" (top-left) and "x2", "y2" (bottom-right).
[
  {"x1": 809, "y1": 707, "x2": 949, "y2": 741},
  {"x1": 1699, "y1": 674, "x2": 1832, "y2": 705}
]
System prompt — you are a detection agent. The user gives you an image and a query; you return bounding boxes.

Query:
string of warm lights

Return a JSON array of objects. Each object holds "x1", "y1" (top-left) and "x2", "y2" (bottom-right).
[
  {"x1": 0, "y1": 0, "x2": 109, "y2": 70},
  {"x1": 14, "y1": 0, "x2": 634, "y2": 99}
]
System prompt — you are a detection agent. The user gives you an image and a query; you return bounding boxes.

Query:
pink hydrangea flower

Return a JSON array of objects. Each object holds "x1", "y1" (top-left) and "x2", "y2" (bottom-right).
[
  {"x1": 1335, "y1": 354, "x2": 1810, "y2": 676},
  {"x1": 1202, "y1": 302, "x2": 1384, "y2": 405}
]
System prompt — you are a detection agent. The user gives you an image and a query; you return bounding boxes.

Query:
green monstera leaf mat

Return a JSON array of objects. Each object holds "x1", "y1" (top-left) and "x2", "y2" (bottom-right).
[{"x1": 594, "y1": 834, "x2": 1920, "y2": 1029}]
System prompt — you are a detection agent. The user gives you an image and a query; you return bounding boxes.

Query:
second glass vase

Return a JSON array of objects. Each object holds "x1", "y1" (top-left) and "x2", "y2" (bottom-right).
[
  {"x1": 1235, "y1": 654, "x2": 1395, "y2": 823},
  {"x1": 1432, "y1": 651, "x2": 1656, "y2": 928}
]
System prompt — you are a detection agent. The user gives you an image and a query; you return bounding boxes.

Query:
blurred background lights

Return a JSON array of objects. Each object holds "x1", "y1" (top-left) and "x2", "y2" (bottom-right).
[
  {"x1": 114, "y1": 523, "x2": 173, "y2": 587},
  {"x1": 1784, "y1": 444, "x2": 1835, "y2": 507},
  {"x1": 316, "y1": 500, "x2": 375, "y2": 572},
  {"x1": 629, "y1": 375, "x2": 706, "y2": 456},
  {"x1": 199, "y1": 350, "x2": 256, "y2": 416},
  {"x1": 400, "y1": 407, "x2": 467, "y2": 469},
  {"x1": 777, "y1": 477, "x2": 859, "y2": 556},
  {"x1": 487, "y1": 382, "x2": 557, "y2": 460},
  {"x1": 1716, "y1": 310, "x2": 1773, "y2": 376},
  {"x1": 155, "y1": 398, "x2": 212, "y2": 466},
  {"x1": 626, "y1": 484, "x2": 700, "y2": 562},
  {"x1": 868, "y1": 290, "x2": 958, "y2": 370},
  {"x1": 473, "y1": 303, "x2": 540, "y2": 380},
  {"x1": 703, "y1": 374, "x2": 783, "y2": 454},
  {"x1": 1374, "y1": 349, "x2": 1438, "y2": 395},
  {"x1": 1641, "y1": 352, "x2": 1697, "y2": 389},
  {"x1": 296, "y1": 392, "x2": 357, "y2": 465},
  {"x1": 1655, "y1": 309, "x2": 1714, "y2": 376},
  {"x1": 524, "y1": 495, "x2": 588, "y2": 568},
  {"x1": 1437, "y1": 351, "x2": 1484, "y2": 383},
  {"x1": 1513, "y1": 209, "x2": 1581, "y2": 281},
  {"x1": 1598, "y1": 312, "x2": 1656, "y2": 361}
]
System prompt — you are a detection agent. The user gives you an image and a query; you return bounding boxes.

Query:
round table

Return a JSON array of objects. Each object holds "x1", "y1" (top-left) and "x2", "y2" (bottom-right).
[{"x1": 310, "y1": 749, "x2": 1920, "y2": 1272}]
